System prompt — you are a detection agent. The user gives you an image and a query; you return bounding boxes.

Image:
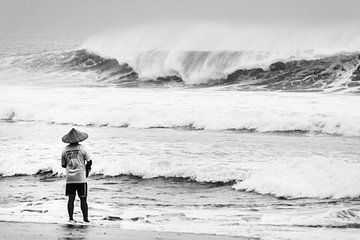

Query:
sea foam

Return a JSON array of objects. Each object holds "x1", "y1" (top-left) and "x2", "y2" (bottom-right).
[
  {"x1": 233, "y1": 156, "x2": 360, "y2": 199},
  {"x1": 1, "y1": 86, "x2": 360, "y2": 199},
  {"x1": 1, "y1": 86, "x2": 360, "y2": 136}
]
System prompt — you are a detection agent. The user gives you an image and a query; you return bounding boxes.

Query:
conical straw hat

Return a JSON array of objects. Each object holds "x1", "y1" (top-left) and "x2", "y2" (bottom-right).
[{"x1": 62, "y1": 128, "x2": 88, "y2": 143}]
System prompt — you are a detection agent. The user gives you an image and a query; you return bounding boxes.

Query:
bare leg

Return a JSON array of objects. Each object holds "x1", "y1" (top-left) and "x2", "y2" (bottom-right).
[
  {"x1": 67, "y1": 195, "x2": 75, "y2": 221},
  {"x1": 80, "y1": 197, "x2": 89, "y2": 222}
]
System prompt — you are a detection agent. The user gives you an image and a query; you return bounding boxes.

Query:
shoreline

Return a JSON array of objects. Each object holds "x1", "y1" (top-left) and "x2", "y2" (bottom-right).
[{"x1": 0, "y1": 220, "x2": 250, "y2": 240}]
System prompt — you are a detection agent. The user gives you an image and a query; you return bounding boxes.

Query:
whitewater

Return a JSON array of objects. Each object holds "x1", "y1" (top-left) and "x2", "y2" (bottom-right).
[
  {"x1": 1, "y1": 86, "x2": 360, "y2": 136},
  {"x1": 1, "y1": 34, "x2": 360, "y2": 240}
]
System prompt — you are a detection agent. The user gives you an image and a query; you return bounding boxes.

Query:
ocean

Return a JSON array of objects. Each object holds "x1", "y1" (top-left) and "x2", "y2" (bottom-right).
[{"x1": 0, "y1": 37, "x2": 360, "y2": 240}]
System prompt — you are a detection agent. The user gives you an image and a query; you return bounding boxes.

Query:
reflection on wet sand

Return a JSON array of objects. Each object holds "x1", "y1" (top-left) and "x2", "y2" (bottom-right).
[{"x1": 59, "y1": 223, "x2": 90, "y2": 240}]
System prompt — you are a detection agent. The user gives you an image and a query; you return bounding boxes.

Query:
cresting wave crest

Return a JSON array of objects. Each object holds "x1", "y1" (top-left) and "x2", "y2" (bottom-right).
[
  {"x1": 1, "y1": 48, "x2": 360, "y2": 91},
  {"x1": 0, "y1": 49, "x2": 360, "y2": 91},
  {"x1": 80, "y1": 23, "x2": 360, "y2": 91},
  {"x1": 1, "y1": 23, "x2": 360, "y2": 90}
]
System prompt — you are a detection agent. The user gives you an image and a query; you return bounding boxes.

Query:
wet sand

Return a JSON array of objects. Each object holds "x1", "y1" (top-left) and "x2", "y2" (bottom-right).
[{"x1": 0, "y1": 221, "x2": 250, "y2": 240}]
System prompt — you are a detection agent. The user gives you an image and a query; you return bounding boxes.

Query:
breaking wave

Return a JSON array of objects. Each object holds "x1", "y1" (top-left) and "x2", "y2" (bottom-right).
[
  {"x1": 233, "y1": 156, "x2": 360, "y2": 199},
  {"x1": 1, "y1": 154, "x2": 359, "y2": 200},
  {"x1": 1, "y1": 87, "x2": 360, "y2": 136},
  {"x1": 1, "y1": 23, "x2": 360, "y2": 91},
  {"x1": 0, "y1": 49, "x2": 137, "y2": 85},
  {"x1": 1, "y1": 48, "x2": 360, "y2": 91}
]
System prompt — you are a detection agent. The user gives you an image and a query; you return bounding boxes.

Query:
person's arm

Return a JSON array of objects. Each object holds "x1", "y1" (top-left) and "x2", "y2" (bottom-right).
[
  {"x1": 61, "y1": 150, "x2": 67, "y2": 168},
  {"x1": 86, "y1": 160, "x2": 92, "y2": 177},
  {"x1": 82, "y1": 145, "x2": 92, "y2": 177}
]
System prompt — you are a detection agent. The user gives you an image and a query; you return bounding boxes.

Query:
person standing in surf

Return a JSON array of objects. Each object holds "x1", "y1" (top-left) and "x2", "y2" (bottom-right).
[{"x1": 61, "y1": 128, "x2": 92, "y2": 222}]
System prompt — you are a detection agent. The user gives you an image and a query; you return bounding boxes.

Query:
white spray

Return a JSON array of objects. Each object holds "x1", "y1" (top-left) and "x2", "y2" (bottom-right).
[{"x1": 82, "y1": 22, "x2": 360, "y2": 84}]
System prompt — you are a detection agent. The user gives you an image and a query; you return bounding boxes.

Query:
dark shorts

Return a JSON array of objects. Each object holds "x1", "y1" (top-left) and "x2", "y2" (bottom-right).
[{"x1": 65, "y1": 183, "x2": 87, "y2": 197}]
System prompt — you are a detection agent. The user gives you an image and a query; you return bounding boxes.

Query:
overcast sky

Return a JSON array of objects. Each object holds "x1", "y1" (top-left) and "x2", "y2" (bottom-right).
[{"x1": 1, "y1": 0, "x2": 360, "y2": 37}]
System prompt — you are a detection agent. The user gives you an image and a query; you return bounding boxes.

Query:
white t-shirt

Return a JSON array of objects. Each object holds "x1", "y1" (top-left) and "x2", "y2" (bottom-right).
[{"x1": 61, "y1": 144, "x2": 91, "y2": 183}]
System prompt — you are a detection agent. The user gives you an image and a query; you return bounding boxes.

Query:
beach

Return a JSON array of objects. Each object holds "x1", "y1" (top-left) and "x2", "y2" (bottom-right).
[{"x1": 0, "y1": 221, "x2": 247, "y2": 240}]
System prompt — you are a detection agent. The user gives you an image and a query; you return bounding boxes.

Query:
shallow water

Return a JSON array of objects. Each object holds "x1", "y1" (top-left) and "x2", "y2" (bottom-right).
[{"x1": 1, "y1": 122, "x2": 360, "y2": 239}]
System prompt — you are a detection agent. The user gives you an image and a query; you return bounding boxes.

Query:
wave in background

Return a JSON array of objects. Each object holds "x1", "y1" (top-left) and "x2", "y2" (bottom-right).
[
  {"x1": 0, "y1": 23, "x2": 360, "y2": 90},
  {"x1": 1, "y1": 48, "x2": 360, "y2": 91},
  {"x1": 82, "y1": 23, "x2": 360, "y2": 85}
]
